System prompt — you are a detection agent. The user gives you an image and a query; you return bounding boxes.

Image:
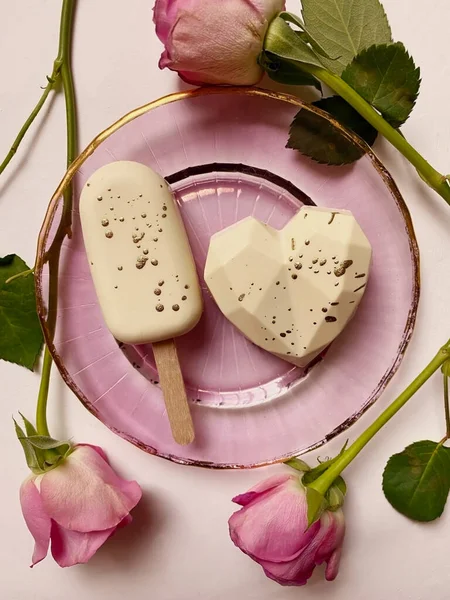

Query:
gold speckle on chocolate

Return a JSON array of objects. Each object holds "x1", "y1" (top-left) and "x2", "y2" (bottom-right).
[
  {"x1": 105, "y1": 230, "x2": 113, "y2": 239},
  {"x1": 151, "y1": 259, "x2": 158, "y2": 266},
  {"x1": 156, "y1": 304, "x2": 164, "y2": 312},
  {"x1": 101, "y1": 218, "x2": 109, "y2": 227}
]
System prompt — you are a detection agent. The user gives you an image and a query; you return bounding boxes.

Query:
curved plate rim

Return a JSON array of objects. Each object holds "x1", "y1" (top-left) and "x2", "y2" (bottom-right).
[{"x1": 34, "y1": 86, "x2": 420, "y2": 469}]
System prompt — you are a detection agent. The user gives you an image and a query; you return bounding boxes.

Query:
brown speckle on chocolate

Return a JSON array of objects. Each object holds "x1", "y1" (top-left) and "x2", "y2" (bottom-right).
[
  {"x1": 238, "y1": 294, "x2": 245, "y2": 302},
  {"x1": 132, "y1": 232, "x2": 145, "y2": 244},
  {"x1": 325, "y1": 316, "x2": 337, "y2": 323},
  {"x1": 136, "y1": 256, "x2": 148, "y2": 269}
]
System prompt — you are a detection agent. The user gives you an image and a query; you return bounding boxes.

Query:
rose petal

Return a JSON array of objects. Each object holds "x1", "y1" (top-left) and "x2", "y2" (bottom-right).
[
  {"x1": 315, "y1": 510, "x2": 345, "y2": 566},
  {"x1": 229, "y1": 479, "x2": 319, "y2": 562},
  {"x1": 153, "y1": 0, "x2": 183, "y2": 45},
  {"x1": 76, "y1": 443, "x2": 109, "y2": 464},
  {"x1": 232, "y1": 473, "x2": 293, "y2": 506},
  {"x1": 50, "y1": 521, "x2": 117, "y2": 567},
  {"x1": 258, "y1": 510, "x2": 345, "y2": 586},
  {"x1": 20, "y1": 477, "x2": 51, "y2": 567},
  {"x1": 40, "y1": 445, "x2": 142, "y2": 532},
  {"x1": 325, "y1": 547, "x2": 342, "y2": 581}
]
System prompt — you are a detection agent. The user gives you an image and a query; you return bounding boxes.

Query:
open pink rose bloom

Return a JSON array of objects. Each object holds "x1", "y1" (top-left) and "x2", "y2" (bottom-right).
[
  {"x1": 153, "y1": 0, "x2": 285, "y2": 85},
  {"x1": 20, "y1": 444, "x2": 142, "y2": 567},
  {"x1": 229, "y1": 473, "x2": 345, "y2": 585}
]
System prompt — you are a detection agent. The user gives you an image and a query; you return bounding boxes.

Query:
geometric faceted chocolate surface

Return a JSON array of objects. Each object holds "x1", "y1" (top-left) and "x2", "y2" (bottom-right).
[{"x1": 205, "y1": 207, "x2": 372, "y2": 367}]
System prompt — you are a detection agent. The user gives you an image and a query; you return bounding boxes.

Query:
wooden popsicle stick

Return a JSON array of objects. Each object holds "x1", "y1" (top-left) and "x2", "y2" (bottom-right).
[{"x1": 152, "y1": 339, "x2": 195, "y2": 446}]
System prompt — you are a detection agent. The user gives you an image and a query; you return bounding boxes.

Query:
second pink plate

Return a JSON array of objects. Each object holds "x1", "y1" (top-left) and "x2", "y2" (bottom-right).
[{"x1": 36, "y1": 88, "x2": 419, "y2": 468}]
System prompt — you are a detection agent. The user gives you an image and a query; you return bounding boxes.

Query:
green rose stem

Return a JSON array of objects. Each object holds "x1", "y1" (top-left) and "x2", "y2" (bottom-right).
[
  {"x1": 443, "y1": 372, "x2": 450, "y2": 440},
  {"x1": 307, "y1": 339, "x2": 450, "y2": 498},
  {"x1": 0, "y1": 0, "x2": 79, "y2": 436},
  {"x1": 300, "y1": 64, "x2": 450, "y2": 206}
]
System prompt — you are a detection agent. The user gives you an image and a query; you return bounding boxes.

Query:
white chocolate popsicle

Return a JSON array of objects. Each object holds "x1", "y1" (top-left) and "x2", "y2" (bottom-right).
[
  {"x1": 80, "y1": 161, "x2": 202, "y2": 344},
  {"x1": 80, "y1": 161, "x2": 202, "y2": 445},
  {"x1": 205, "y1": 207, "x2": 372, "y2": 367}
]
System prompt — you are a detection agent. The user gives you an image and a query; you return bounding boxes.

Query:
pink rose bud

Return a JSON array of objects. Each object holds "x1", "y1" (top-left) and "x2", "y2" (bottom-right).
[
  {"x1": 20, "y1": 444, "x2": 142, "y2": 567},
  {"x1": 153, "y1": 0, "x2": 285, "y2": 85},
  {"x1": 228, "y1": 473, "x2": 345, "y2": 586}
]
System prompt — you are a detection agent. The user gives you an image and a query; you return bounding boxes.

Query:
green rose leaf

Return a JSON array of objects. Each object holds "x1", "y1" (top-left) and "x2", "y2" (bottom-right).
[
  {"x1": 0, "y1": 254, "x2": 43, "y2": 370},
  {"x1": 287, "y1": 96, "x2": 377, "y2": 165},
  {"x1": 383, "y1": 440, "x2": 450, "y2": 522},
  {"x1": 302, "y1": 0, "x2": 392, "y2": 75},
  {"x1": 342, "y1": 43, "x2": 421, "y2": 127}
]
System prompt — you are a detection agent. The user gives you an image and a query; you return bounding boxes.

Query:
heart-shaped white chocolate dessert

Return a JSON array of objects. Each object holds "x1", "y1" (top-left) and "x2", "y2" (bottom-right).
[{"x1": 205, "y1": 207, "x2": 372, "y2": 367}]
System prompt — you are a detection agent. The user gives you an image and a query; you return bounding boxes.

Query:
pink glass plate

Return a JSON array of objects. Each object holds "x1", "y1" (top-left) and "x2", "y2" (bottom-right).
[{"x1": 35, "y1": 88, "x2": 419, "y2": 468}]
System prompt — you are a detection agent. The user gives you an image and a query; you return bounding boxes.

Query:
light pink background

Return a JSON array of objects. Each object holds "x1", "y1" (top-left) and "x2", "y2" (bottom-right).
[{"x1": 1, "y1": 1, "x2": 450, "y2": 598}]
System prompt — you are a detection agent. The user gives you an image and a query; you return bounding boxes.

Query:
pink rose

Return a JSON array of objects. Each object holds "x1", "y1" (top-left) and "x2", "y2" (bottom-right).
[
  {"x1": 153, "y1": 0, "x2": 285, "y2": 85},
  {"x1": 228, "y1": 473, "x2": 345, "y2": 586},
  {"x1": 20, "y1": 444, "x2": 142, "y2": 567}
]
